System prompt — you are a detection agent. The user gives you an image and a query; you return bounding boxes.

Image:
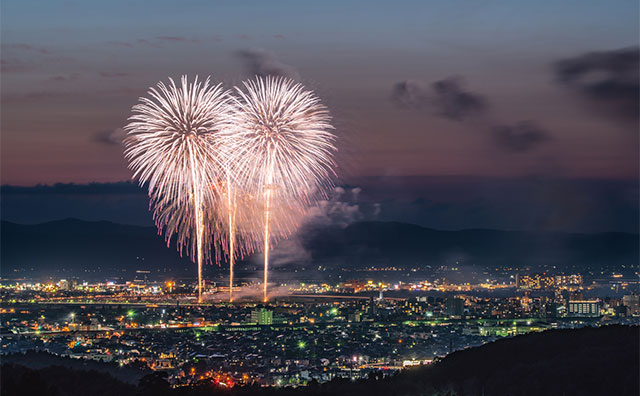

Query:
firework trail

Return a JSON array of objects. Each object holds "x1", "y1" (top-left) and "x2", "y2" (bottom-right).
[
  {"x1": 225, "y1": 172, "x2": 238, "y2": 302},
  {"x1": 124, "y1": 76, "x2": 234, "y2": 303},
  {"x1": 225, "y1": 76, "x2": 336, "y2": 302},
  {"x1": 219, "y1": 159, "x2": 262, "y2": 302},
  {"x1": 227, "y1": 177, "x2": 236, "y2": 302}
]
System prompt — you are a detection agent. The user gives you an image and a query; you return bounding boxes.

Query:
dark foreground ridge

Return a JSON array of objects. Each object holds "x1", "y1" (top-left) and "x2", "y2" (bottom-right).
[{"x1": 2, "y1": 325, "x2": 638, "y2": 396}]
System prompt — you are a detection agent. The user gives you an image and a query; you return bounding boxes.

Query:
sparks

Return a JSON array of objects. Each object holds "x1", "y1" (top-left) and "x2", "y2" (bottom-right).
[
  {"x1": 124, "y1": 75, "x2": 336, "y2": 303},
  {"x1": 225, "y1": 76, "x2": 337, "y2": 302},
  {"x1": 124, "y1": 75, "x2": 234, "y2": 303}
]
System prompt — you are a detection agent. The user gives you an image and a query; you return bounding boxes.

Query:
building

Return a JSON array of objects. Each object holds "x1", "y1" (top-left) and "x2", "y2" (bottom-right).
[
  {"x1": 555, "y1": 274, "x2": 582, "y2": 288},
  {"x1": 369, "y1": 296, "x2": 378, "y2": 316},
  {"x1": 478, "y1": 322, "x2": 549, "y2": 337},
  {"x1": 341, "y1": 280, "x2": 366, "y2": 293},
  {"x1": 251, "y1": 308, "x2": 273, "y2": 325},
  {"x1": 567, "y1": 300, "x2": 601, "y2": 317},
  {"x1": 516, "y1": 274, "x2": 555, "y2": 290},
  {"x1": 445, "y1": 297, "x2": 464, "y2": 317},
  {"x1": 622, "y1": 295, "x2": 640, "y2": 315}
]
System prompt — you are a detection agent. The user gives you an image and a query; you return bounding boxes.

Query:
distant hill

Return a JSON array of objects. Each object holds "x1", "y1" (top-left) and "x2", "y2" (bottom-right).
[
  {"x1": 375, "y1": 324, "x2": 639, "y2": 396},
  {"x1": 2, "y1": 325, "x2": 638, "y2": 396},
  {"x1": 1, "y1": 219, "x2": 637, "y2": 279},
  {"x1": 1, "y1": 219, "x2": 195, "y2": 279},
  {"x1": 288, "y1": 324, "x2": 640, "y2": 396},
  {"x1": 302, "y1": 221, "x2": 639, "y2": 269}
]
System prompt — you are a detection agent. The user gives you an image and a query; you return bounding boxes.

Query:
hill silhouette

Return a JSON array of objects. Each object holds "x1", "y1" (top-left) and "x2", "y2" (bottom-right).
[
  {"x1": 302, "y1": 220, "x2": 638, "y2": 269},
  {"x1": 1, "y1": 325, "x2": 637, "y2": 396},
  {"x1": 1, "y1": 219, "x2": 637, "y2": 279}
]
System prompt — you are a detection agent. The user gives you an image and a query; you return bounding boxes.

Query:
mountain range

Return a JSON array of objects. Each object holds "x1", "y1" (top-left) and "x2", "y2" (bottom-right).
[{"x1": 1, "y1": 218, "x2": 637, "y2": 279}]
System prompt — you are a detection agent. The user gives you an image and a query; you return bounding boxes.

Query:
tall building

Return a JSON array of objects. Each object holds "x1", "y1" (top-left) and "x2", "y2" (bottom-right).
[
  {"x1": 445, "y1": 297, "x2": 464, "y2": 317},
  {"x1": 369, "y1": 296, "x2": 378, "y2": 316},
  {"x1": 251, "y1": 308, "x2": 273, "y2": 325},
  {"x1": 622, "y1": 295, "x2": 640, "y2": 315},
  {"x1": 567, "y1": 300, "x2": 601, "y2": 317}
]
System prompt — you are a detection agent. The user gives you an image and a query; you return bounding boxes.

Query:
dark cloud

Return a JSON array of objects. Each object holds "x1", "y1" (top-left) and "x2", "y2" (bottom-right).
[
  {"x1": 390, "y1": 80, "x2": 430, "y2": 108},
  {"x1": 391, "y1": 77, "x2": 549, "y2": 153},
  {"x1": 274, "y1": 34, "x2": 286, "y2": 40},
  {"x1": 236, "y1": 49, "x2": 300, "y2": 80},
  {"x1": 432, "y1": 77, "x2": 488, "y2": 120},
  {"x1": 99, "y1": 72, "x2": 128, "y2": 78},
  {"x1": 390, "y1": 77, "x2": 488, "y2": 120},
  {"x1": 555, "y1": 47, "x2": 639, "y2": 123},
  {"x1": 93, "y1": 128, "x2": 126, "y2": 146},
  {"x1": 492, "y1": 121, "x2": 551, "y2": 153}
]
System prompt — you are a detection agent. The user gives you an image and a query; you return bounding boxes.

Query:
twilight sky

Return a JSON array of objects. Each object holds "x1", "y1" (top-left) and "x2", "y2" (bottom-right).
[{"x1": 1, "y1": 0, "x2": 638, "y2": 232}]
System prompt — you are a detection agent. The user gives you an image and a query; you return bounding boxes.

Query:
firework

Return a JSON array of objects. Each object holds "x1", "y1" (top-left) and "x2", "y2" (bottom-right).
[
  {"x1": 226, "y1": 174, "x2": 237, "y2": 302},
  {"x1": 225, "y1": 76, "x2": 337, "y2": 302},
  {"x1": 124, "y1": 75, "x2": 234, "y2": 302}
]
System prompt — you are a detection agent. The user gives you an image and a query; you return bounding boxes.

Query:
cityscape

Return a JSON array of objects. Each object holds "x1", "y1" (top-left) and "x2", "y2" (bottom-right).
[{"x1": 1, "y1": 267, "x2": 638, "y2": 388}]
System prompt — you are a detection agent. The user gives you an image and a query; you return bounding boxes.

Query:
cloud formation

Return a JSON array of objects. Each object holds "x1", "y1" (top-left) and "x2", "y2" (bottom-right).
[
  {"x1": 391, "y1": 77, "x2": 487, "y2": 120},
  {"x1": 236, "y1": 49, "x2": 300, "y2": 80},
  {"x1": 265, "y1": 186, "x2": 379, "y2": 267},
  {"x1": 492, "y1": 121, "x2": 551, "y2": 153},
  {"x1": 305, "y1": 186, "x2": 377, "y2": 227},
  {"x1": 93, "y1": 128, "x2": 126, "y2": 146},
  {"x1": 390, "y1": 80, "x2": 430, "y2": 109},
  {"x1": 432, "y1": 77, "x2": 488, "y2": 120},
  {"x1": 391, "y1": 76, "x2": 549, "y2": 153},
  {"x1": 555, "y1": 47, "x2": 639, "y2": 124}
]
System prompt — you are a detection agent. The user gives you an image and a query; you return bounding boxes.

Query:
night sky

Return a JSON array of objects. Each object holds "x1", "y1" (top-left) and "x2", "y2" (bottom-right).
[{"x1": 1, "y1": 0, "x2": 638, "y2": 232}]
